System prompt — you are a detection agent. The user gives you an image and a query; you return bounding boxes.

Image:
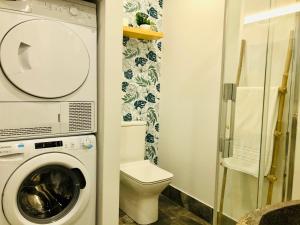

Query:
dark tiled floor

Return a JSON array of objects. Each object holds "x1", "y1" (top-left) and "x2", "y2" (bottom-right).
[{"x1": 119, "y1": 195, "x2": 211, "y2": 225}]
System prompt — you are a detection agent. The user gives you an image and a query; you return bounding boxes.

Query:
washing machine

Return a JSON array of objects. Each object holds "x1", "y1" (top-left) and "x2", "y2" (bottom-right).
[
  {"x1": 0, "y1": 135, "x2": 96, "y2": 225},
  {"x1": 0, "y1": 0, "x2": 97, "y2": 141}
]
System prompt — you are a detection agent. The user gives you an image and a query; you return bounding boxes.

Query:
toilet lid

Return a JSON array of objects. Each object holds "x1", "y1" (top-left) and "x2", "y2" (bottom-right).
[{"x1": 120, "y1": 160, "x2": 173, "y2": 184}]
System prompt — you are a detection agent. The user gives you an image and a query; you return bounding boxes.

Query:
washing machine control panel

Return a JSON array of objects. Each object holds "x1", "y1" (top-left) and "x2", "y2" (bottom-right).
[
  {"x1": 0, "y1": 0, "x2": 96, "y2": 27},
  {"x1": 0, "y1": 135, "x2": 95, "y2": 159},
  {"x1": 34, "y1": 136, "x2": 95, "y2": 151}
]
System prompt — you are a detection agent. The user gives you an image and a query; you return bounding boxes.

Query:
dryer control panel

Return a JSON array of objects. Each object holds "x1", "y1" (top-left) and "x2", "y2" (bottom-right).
[{"x1": 0, "y1": 0, "x2": 96, "y2": 27}]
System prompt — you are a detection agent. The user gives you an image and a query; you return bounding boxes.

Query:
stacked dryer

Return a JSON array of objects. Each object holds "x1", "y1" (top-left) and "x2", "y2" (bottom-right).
[
  {"x1": 0, "y1": 0, "x2": 97, "y2": 224},
  {"x1": 0, "y1": 0, "x2": 97, "y2": 140}
]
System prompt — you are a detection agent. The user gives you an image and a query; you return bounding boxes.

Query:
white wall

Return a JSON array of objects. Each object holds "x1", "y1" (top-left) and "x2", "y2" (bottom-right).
[
  {"x1": 97, "y1": 0, "x2": 122, "y2": 225},
  {"x1": 158, "y1": 0, "x2": 225, "y2": 207}
]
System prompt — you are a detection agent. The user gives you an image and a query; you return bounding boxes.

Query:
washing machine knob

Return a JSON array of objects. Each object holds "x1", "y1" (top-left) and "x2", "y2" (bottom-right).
[
  {"x1": 82, "y1": 139, "x2": 93, "y2": 150},
  {"x1": 69, "y1": 6, "x2": 79, "y2": 16}
]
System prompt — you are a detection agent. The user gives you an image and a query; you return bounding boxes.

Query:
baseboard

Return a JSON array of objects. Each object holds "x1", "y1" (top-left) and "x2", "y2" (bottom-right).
[{"x1": 162, "y1": 185, "x2": 236, "y2": 225}]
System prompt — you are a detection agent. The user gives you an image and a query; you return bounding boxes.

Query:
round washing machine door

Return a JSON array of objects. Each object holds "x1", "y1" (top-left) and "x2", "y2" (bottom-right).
[
  {"x1": 2, "y1": 153, "x2": 91, "y2": 225},
  {"x1": 0, "y1": 19, "x2": 90, "y2": 98}
]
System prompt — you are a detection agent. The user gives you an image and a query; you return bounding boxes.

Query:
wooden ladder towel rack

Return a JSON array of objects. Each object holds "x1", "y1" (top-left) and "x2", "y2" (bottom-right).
[{"x1": 266, "y1": 30, "x2": 294, "y2": 205}]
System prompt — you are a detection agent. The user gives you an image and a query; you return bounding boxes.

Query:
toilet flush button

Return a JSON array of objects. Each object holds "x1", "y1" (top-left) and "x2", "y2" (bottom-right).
[{"x1": 69, "y1": 6, "x2": 79, "y2": 16}]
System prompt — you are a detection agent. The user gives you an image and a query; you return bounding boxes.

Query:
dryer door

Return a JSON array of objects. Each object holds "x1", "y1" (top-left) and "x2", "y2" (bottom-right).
[
  {"x1": 0, "y1": 19, "x2": 90, "y2": 98},
  {"x1": 2, "y1": 153, "x2": 91, "y2": 225}
]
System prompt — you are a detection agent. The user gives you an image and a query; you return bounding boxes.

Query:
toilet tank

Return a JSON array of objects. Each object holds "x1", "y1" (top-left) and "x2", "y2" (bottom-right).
[{"x1": 120, "y1": 121, "x2": 146, "y2": 164}]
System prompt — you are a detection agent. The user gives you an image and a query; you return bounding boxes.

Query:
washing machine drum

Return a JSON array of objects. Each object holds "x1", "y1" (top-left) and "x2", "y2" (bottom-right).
[
  {"x1": 0, "y1": 19, "x2": 90, "y2": 98},
  {"x1": 2, "y1": 153, "x2": 91, "y2": 225},
  {"x1": 17, "y1": 165, "x2": 85, "y2": 222}
]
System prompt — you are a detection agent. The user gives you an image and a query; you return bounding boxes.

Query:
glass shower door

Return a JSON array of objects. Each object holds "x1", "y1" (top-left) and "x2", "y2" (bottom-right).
[{"x1": 214, "y1": 0, "x2": 298, "y2": 224}]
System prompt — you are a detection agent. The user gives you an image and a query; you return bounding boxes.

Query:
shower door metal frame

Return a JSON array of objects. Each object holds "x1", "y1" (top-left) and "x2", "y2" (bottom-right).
[{"x1": 213, "y1": 0, "x2": 231, "y2": 224}]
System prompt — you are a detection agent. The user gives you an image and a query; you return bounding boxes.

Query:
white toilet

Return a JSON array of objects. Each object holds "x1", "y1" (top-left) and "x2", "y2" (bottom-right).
[{"x1": 120, "y1": 121, "x2": 173, "y2": 225}]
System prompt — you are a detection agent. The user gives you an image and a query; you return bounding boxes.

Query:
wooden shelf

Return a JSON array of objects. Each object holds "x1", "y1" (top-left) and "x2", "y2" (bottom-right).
[{"x1": 123, "y1": 26, "x2": 164, "y2": 40}]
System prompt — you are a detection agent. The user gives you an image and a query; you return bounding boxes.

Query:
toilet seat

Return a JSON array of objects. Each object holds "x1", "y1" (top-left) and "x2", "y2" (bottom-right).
[{"x1": 120, "y1": 160, "x2": 173, "y2": 185}]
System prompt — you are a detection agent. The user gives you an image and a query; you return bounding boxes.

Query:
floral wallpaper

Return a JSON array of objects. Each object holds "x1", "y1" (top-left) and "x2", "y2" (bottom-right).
[{"x1": 122, "y1": 0, "x2": 163, "y2": 164}]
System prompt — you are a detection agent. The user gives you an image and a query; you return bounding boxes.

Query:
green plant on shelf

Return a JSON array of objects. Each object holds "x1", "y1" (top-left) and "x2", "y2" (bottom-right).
[
  {"x1": 135, "y1": 12, "x2": 158, "y2": 31},
  {"x1": 136, "y1": 12, "x2": 151, "y2": 26}
]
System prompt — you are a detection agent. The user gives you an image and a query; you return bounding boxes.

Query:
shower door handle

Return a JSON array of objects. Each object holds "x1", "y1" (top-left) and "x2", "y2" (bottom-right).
[{"x1": 219, "y1": 83, "x2": 237, "y2": 158}]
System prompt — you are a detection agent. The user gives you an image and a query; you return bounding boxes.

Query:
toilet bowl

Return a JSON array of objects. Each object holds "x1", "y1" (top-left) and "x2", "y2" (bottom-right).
[
  {"x1": 119, "y1": 121, "x2": 173, "y2": 224},
  {"x1": 120, "y1": 160, "x2": 173, "y2": 224}
]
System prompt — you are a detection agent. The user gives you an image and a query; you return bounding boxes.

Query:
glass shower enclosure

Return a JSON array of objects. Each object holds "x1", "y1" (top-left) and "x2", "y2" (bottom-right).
[{"x1": 214, "y1": 0, "x2": 300, "y2": 224}]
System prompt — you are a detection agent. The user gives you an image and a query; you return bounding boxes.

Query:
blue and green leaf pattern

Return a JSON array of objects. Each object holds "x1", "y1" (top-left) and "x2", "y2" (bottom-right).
[{"x1": 122, "y1": 0, "x2": 163, "y2": 164}]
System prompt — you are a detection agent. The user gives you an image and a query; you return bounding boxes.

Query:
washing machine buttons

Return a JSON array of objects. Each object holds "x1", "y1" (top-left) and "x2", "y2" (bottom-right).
[{"x1": 17, "y1": 143, "x2": 25, "y2": 150}]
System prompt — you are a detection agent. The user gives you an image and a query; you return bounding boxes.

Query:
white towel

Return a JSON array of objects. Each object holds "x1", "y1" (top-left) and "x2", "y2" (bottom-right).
[{"x1": 222, "y1": 87, "x2": 278, "y2": 177}]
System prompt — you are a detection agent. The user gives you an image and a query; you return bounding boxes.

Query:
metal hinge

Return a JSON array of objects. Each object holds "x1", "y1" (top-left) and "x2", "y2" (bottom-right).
[
  {"x1": 223, "y1": 83, "x2": 237, "y2": 101},
  {"x1": 219, "y1": 137, "x2": 233, "y2": 158}
]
